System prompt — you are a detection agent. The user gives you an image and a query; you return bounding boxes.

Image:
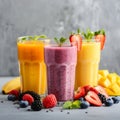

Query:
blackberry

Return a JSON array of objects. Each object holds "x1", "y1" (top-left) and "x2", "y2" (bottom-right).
[
  {"x1": 98, "y1": 93, "x2": 106, "y2": 103},
  {"x1": 18, "y1": 91, "x2": 40, "y2": 101},
  {"x1": 31, "y1": 100, "x2": 42, "y2": 111}
]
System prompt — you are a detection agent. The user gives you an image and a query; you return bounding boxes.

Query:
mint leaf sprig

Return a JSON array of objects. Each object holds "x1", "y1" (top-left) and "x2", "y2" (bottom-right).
[
  {"x1": 82, "y1": 29, "x2": 94, "y2": 42},
  {"x1": 54, "y1": 37, "x2": 67, "y2": 47},
  {"x1": 94, "y1": 29, "x2": 105, "y2": 36},
  {"x1": 70, "y1": 28, "x2": 81, "y2": 35},
  {"x1": 21, "y1": 35, "x2": 47, "y2": 41}
]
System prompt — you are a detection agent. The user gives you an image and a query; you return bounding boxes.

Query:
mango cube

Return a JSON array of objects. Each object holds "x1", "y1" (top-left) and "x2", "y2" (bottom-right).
[
  {"x1": 116, "y1": 77, "x2": 120, "y2": 86},
  {"x1": 105, "y1": 88, "x2": 114, "y2": 96},
  {"x1": 98, "y1": 70, "x2": 109, "y2": 77},
  {"x1": 108, "y1": 83, "x2": 120, "y2": 94},
  {"x1": 107, "y1": 73, "x2": 117, "y2": 84},
  {"x1": 98, "y1": 77, "x2": 111, "y2": 88}
]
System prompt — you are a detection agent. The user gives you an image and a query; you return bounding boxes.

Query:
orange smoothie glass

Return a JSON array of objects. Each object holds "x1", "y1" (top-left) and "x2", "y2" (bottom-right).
[
  {"x1": 75, "y1": 40, "x2": 101, "y2": 90},
  {"x1": 17, "y1": 37, "x2": 48, "y2": 95}
]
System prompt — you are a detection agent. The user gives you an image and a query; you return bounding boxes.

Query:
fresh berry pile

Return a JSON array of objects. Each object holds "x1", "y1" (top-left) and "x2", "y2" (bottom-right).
[
  {"x1": 6, "y1": 85, "x2": 120, "y2": 111},
  {"x1": 7, "y1": 90, "x2": 57, "y2": 111},
  {"x1": 63, "y1": 85, "x2": 120, "y2": 109},
  {"x1": 7, "y1": 90, "x2": 43, "y2": 111}
]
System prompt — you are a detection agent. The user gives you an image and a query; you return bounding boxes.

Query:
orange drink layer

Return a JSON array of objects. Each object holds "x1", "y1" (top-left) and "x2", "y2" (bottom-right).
[
  {"x1": 75, "y1": 41, "x2": 101, "y2": 90},
  {"x1": 17, "y1": 40, "x2": 47, "y2": 95}
]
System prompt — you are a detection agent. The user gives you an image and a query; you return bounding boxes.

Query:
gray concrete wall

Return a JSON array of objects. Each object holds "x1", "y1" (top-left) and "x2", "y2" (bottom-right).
[{"x1": 0, "y1": 0, "x2": 120, "y2": 76}]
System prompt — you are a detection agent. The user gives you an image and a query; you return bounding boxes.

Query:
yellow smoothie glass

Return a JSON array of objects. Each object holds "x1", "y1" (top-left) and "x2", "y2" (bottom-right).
[
  {"x1": 75, "y1": 40, "x2": 101, "y2": 90},
  {"x1": 17, "y1": 36, "x2": 48, "y2": 95}
]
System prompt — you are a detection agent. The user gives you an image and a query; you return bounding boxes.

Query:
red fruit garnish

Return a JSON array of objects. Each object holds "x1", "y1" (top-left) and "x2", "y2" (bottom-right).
[
  {"x1": 84, "y1": 85, "x2": 92, "y2": 93},
  {"x1": 94, "y1": 29, "x2": 106, "y2": 50},
  {"x1": 85, "y1": 91, "x2": 102, "y2": 106},
  {"x1": 69, "y1": 29, "x2": 82, "y2": 51},
  {"x1": 95, "y1": 85, "x2": 109, "y2": 98},
  {"x1": 22, "y1": 94, "x2": 34, "y2": 105},
  {"x1": 43, "y1": 94, "x2": 57, "y2": 108},
  {"x1": 74, "y1": 87, "x2": 85, "y2": 100},
  {"x1": 84, "y1": 85, "x2": 99, "y2": 94},
  {"x1": 9, "y1": 90, "x2": 20, "y2": 99}
]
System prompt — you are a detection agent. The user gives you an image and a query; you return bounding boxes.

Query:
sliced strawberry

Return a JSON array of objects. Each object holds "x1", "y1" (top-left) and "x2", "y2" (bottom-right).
[
  {"x1": 94, "y1": 29, "x2": 106, "y2": 50},
  {"x1": 69, "y1": 34, "x2": 82, "y2": 51},
  {"x1": 84, "y1": 85, "x2": 92, "y2": 93},
  {"x1": 84, "y1": 85, "x2": 99, "y2": 94},
  {"x1": 69, "y1": 29, "x2": 82, "y2": 51},
  {"x1": 74, "y1": 87, "x2": 85, "y2": 100},
  {"x1": 95, "y1": 85, "x2": 109, "y2": 98},
  {"x1": 85, "y1": 91, "x2": 102, "y2": 106}
]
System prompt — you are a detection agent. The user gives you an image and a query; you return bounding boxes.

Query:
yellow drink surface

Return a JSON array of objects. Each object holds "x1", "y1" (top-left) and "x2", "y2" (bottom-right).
[
  {"x1": 17, "y1": 40, "x2": 46, "y2": 95},
  {"x1": 75, "y1": 41, "x2": 101, "y2": 90}
]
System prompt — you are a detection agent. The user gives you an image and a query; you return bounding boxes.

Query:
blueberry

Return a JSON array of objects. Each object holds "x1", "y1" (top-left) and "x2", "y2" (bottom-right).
[
  {"x1": 80, "y1": 101, "x2": 90, "y2": 109},
  {"x1": 105, "y1": 98, "x2": 114, "y2": 106},
  {"x1": 112, "y1": 96, "x2": 120, "y2": 104},
  {"x1": 79, "y1": 97, "x2": 85, "y2": 102},
  {"x1": 19, "y1": 100, "x2": 29, "y2": 108},
  {"x1": 7, "y1": 94, "x2": 16, "y2": 101}
]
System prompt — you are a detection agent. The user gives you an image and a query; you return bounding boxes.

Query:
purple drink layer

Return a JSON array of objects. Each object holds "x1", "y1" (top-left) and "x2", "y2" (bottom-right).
[{"x1": 44, "y1": 46, "x2": 77, "y2": 101}]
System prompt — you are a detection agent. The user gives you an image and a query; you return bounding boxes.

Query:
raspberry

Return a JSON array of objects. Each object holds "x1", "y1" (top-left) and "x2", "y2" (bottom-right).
[
  {"x1": 22, "y1": 94, "x2": 34, "y2": 105},
  {"x1": 9, "y1": 90, "x2": 20, "y2": 99},
  {"x1": 31, "y1": 100, "x2": 42, "y2": 111},
  {"x1": 18, "y1": 91, "x2": 40, "y2": 101},
  {"x1": 43, "y1": 94, "x2": 57, "y2": 108}
]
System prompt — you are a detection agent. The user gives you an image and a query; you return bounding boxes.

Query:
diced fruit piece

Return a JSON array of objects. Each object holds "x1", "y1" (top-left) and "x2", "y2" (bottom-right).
[
  {"x1": 108, "y1": 83, "x2": 120, "y2": 94},
  {"x1": 72, "y1": 100, "x2": 81, "y2": 109},
  {"x1": 98, "y1": 77, "x2": 111, "y2": 88},
  {"x1": 42, "y1": 94, "x2": 57, "y2": 108},
  {"x1": 105, "y1": 88, "x2": 115, "y2": 96},
  {"x1": 62, "y1": 101, "x2": 72, "y2": 109},
  {"x1": 98, "y1": 70, "x2": 109, "y2": 77},
  {"x1": 85, "y1": 91, "x2": 102, "y2": 106},
  {"x1": 105, "y1": 98, "x2": 114, "y2": 106},
  {"x1": 117, "y1": 77, "x2": 120, "y2": 86},
  {"x1": 19, "y1": 100, "x2": 29, "y2": 108},
  {"x1": 80, "y1": 100, "x2": 90, "y2": 109},
  {"x1": 22, "y1": 94, "x2": 34, "y2": 105},
  {"x1": 94, "y1": 29, "x2": 106, "y2": 50},
  {"x1": 112, "y1": 96, "x2": 120, "y2": 104},
  {"x1": 74, "y1": 87, "x2": 85, "y2": 100},
  {"x1": 98, "y1": 74, "x2": 103, "y2": 81},
  {"x1": 95, "y1": 85, "x2": 109, "y2": 98},
  {"x1": 107, "y1": 73, "x2": 117, "y2": 84}
]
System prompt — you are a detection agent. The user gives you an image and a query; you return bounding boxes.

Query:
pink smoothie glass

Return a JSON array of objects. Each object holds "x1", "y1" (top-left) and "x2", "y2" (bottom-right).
[{"x1": 44, "y1": 44, "x2": 77, "y2": 101}]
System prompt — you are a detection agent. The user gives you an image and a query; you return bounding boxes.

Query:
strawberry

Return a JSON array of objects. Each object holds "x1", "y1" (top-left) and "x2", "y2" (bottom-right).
[
  {"x1": 83, "y1": 85, "x2": 92, "y2": 93},
  {"x1": 69, "y1": 29, "x2": 82, "y2": 51},
  {"x1": 94, "y1": 29, "x2": 106, "y2": 50},
  {"x1": 43, "y1": 94, "x2": 57, "y2": 108},
  {"x1": 74, "y1": 87, "x2": 85, "y2": 100},
  {"x1": 84, "y1": 85, "x2": 99, "y2": 94},
  {"x1": 95, "y1": 85, "x2": 109, "y2": 98},
  {"x1": 22, "y1": 94, "x2": 34, "y2": 105},
  {"x1": 85, "y1": 91, "x2": 102, "y2": 106}
]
